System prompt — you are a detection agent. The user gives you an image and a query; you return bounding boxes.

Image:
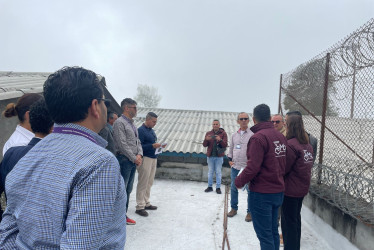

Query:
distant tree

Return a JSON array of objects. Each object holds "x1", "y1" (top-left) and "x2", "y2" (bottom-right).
[
  {"x1": 283, "y1": 58, "x2": 339, "y2": 116},
  {"x1": 134, "y1": 84, "x2": 162, "y2": 108}
]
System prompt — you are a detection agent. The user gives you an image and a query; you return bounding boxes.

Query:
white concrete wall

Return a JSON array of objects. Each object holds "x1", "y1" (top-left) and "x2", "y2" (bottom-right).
[
  {"x1": 155, "y1": 161, "x2": 231, "y2": 185},
  {"x1": 303, "y1": 192, "x2": 374, "y2": 250}
]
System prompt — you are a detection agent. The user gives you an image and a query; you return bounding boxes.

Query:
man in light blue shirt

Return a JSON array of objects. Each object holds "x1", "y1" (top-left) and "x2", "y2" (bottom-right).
[{"x1": 0, "y1": 67, "x2": 127, "y2": 249}]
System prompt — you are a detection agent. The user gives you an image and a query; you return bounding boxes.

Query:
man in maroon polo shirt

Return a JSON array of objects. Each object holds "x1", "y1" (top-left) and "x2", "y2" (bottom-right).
[{"x1": 235, "y1": 104, "x2": 287, "y2": 250}]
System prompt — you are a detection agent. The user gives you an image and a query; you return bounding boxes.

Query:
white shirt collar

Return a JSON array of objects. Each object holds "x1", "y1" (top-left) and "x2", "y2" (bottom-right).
[{"x1": 15, "y1": 125, "x2": 35, "y2": 138}]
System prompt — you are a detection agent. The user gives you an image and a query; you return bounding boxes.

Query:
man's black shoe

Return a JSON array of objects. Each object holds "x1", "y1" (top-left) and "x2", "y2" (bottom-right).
[
  {"x1": 135, "y1": 209, "x2": 149, "y2": 217},
  {"x1": 145, "y1": 205, "x2": 158, "y2": 210},
  {"x1": 216, "y1": 188, "x2": 222, "y2": 194},
  {"x1": 205, "y1": 187, "x2": 213, "y2": 192}
]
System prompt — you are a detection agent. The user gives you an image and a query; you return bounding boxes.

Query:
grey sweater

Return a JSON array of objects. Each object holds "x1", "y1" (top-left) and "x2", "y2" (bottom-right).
[{"x1": 113, "y1": 115, "x2": 143, "y2": 162}]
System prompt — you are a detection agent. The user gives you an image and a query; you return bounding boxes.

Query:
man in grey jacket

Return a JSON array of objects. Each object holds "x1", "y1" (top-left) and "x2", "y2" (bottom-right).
[
  {"x1": 98, "y1": 112, "x2": 118, "y2": 154},
  {"x1": 227, "y1": 112, "x2": 254, "y2": 221},
  {"x1": 113, "y1": 98, "x2": 143, "y2": 225}
]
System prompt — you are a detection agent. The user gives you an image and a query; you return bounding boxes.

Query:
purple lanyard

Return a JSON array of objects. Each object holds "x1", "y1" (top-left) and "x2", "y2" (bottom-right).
[
  {"x1": 122, "y1": 115, "x2": 138, "y2": 137},
  {"x1": 53, "y1": 127, "x2": 98, "y2": 144}
]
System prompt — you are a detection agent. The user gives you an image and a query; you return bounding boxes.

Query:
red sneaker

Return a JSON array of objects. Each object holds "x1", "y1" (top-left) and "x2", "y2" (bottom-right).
[{"x1": 126, "y1": 217, "x2": 136, "y2": 225}]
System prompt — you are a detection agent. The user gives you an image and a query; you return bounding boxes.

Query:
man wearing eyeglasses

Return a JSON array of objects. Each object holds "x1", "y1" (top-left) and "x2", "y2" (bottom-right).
[
  {"x1": 0, "y1": 67, "x2": 127, "y2": 248},
  {"x1": 113, "y1": 98, "x2": 143, "y2": 226},
  {"x1": 227, "y1": 112, "x2": 254, "y2": 222},
  {"x1": 272, "y1": 114, "x2": 286, "y2": 136},
  {"x1": 271, "y1": 113, "x2": 287, "y2": 244}
]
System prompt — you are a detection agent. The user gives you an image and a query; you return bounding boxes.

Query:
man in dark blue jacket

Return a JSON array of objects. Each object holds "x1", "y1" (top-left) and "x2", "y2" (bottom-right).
[
  {"x1": 0, "y1": 98, "x2": 53, "y2": 221},
  {"x1": 0, "y1": 98, "x2": 54, "y2": 195},
  {"x1": 135, "y1": 112, "x2": 165, "y2": 217}
]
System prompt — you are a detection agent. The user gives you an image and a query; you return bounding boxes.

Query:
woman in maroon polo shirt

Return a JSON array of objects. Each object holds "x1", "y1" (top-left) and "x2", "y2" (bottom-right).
[{"x1": 281, "y1": 115, "x2": 314, "y2": 250}]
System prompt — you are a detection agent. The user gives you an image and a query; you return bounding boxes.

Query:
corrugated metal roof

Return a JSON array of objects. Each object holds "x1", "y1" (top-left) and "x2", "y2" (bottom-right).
[
  {"x1": 0, "y1": 72, "x2": 254, "y2": 155},
  {"x1": 0, "y1": 71, "x2": 49, "y2": 100},
  {"x1": 133, "y1": 108, "x2": 253, "y2": 154},
  {"x1": 0, "y1": 71, "x2": 122, "y2": 114}
]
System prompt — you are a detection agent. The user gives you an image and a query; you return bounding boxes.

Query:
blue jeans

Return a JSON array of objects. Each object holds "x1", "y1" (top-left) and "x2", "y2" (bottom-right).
[
  {"x1": 207, "y1": 157, "x2": 223, "y2": 188},
  {"x1": 117, "y1": 154, "x2": 136, "y2": 212},
  {"x1": 250, "y1": 191, "x2": 284, "y2": 250},
  {"x1": 230, "y1": 168, "x2": 250, "y2": 213}
]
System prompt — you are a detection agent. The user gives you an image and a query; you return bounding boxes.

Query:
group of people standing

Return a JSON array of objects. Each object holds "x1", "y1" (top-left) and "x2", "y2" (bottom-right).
[
  {"x1": 203, "y1": 104, "x2": 316, "y2": 250},
  {"x1": 93, "y1": 97, "x2": 164, "y2": 225},
  {"x1": 0, "y1": 66, "x2": 164, "y2": 248},
  {"x1": 0, "y1": 67, "x2": 127, "y2": 248},
  {"x1": 0, "y1": 65, "x2": 315, "y2": 249},
  {"x1": 111, "y1": 98, "x2": 164, "y2": 224}
]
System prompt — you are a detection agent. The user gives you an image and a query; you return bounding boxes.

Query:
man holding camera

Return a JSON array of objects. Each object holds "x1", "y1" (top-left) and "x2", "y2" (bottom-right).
[{"x1": 203, "y1": 119, "x2": 228, "y2": 194}]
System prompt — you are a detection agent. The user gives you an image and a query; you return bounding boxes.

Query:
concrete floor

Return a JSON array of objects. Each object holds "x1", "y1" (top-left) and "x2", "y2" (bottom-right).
[{"x1": 125, "y1": 174, "x2": 358, "y2": 250}]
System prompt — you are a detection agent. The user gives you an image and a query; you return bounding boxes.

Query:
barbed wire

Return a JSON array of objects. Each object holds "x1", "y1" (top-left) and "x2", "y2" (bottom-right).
[{"x1": 280, "y1": 18, "x2": 374, "y2": 225}]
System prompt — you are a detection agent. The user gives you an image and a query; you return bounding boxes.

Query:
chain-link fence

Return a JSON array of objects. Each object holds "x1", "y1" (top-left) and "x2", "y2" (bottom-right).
[{"x1": 279, "y1": 19, "x2": 374, "y2": 225}]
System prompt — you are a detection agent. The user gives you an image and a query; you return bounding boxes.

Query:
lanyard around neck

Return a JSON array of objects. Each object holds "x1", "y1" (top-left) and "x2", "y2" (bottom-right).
[{"x1": 53, "y1": 127, "x2": 97, "y2": 144}]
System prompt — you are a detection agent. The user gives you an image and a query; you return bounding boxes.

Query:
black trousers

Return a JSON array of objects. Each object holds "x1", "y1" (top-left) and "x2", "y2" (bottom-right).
[{"x1": 281, "y1": 195, "x2": 304, "y2": 250}]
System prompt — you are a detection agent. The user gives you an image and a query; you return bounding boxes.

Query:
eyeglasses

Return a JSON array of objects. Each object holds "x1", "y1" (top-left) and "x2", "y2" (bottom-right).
[
  {"x1": 127, "y1": 106, "x2": 137, "y2": 110},
  {"x1": 97, "y1": 98, "x2": 111, "y2": 108},
  {"x1": 271, "y1": 120, "x2": 281, "y2": 124},
  {"x1": 239, "y1": 118, "x2": 249, "y2": 121}
]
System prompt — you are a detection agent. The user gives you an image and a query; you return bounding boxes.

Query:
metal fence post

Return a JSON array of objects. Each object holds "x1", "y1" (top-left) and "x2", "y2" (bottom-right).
[
  {"x1": 372, "y1": 139, "x2": 374, "y2": 164},
  {"x1": 350, "y1": 58, "x2": 357, "y2": 119},
  {"x1": 318, "y1": 53, "x2": 331, "y2": 184},
  {"x1": 278, "y1": 74, "x2": 283, "y2": 115}
]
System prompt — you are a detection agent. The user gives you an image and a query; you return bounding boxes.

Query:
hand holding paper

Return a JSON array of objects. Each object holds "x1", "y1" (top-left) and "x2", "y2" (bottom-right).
[{"x1": 155, "y1": 142, "x2": 167, "y2": 155}]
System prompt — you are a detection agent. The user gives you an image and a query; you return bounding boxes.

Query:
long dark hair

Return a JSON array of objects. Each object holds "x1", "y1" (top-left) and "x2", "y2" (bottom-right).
[{"x1": 286, "y1": 115, "x2": 309, "y2": 144}]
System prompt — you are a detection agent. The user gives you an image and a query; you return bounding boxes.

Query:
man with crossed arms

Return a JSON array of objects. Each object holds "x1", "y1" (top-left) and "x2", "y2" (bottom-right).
[{"x1": 114, "y1": 98, "x2": 143, "y2": 225}]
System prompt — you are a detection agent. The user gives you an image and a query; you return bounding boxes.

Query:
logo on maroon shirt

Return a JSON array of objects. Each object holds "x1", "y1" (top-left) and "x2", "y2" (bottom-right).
[
  {"x1": 303, "y1": 150, "x2": 314, "y2": 162},
  {"x1": 273, "y1": 141, "x2": 286, "y2": 156}
]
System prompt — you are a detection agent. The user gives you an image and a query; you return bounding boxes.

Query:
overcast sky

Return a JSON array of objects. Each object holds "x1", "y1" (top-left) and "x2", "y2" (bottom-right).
[{"x1": 0, "y1": 0, "x2": 373, "y2": 113}]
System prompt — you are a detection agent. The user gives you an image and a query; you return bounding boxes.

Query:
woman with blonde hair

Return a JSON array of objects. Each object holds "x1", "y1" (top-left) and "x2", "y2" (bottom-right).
[
  {"x1": 281, "y1": 115, "x2": 314, "y2": 250},
  {"x1": 2, "y1": 93, "x2": 43, "y2": 156}
]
